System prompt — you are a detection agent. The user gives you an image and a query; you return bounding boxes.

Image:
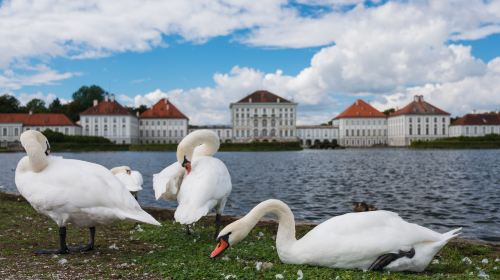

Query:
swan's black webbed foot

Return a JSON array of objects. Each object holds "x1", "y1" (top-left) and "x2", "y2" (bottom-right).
[
  {"x1": 214, "y1": 213, "x2": 222, "y2": 241},
  {"x1": 186, "y1": 225, "x2": 192, "y2": 235},
  {"x1": 34, "y1": 226, "x2": 69, "y2": 254},
  {"x1": 368, "y1": 248, "x2": 415, "y2": 271},
  {"x1": 68, "y1": 226, "x2": 95, "y2": 253}
]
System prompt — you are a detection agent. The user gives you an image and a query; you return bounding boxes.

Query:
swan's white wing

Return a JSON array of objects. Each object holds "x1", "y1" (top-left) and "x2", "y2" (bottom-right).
[
  {"x1": 293, "y1": 211, "x2": 444, "y2": 268},
  {"x1": 153, "y1": 162, "x2": 185, "y2": 200},
  {"x1": 15, "y1": 156, "x2": 160, "y2": 227},
  {"x1": 114, "y1": 171, "x2": 143, "y2": 192},
  {"x1": 174, "y1": 156, "x2": 232, "y2": 224}
]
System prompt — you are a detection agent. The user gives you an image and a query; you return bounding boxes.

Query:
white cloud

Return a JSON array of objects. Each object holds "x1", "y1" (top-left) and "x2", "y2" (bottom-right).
[
  {"x1": 371, "y1": 58, "x2": 500, "y2": 116},
  {"x1": 0, "y1": 64, "x2": 79, "y2": 91}
]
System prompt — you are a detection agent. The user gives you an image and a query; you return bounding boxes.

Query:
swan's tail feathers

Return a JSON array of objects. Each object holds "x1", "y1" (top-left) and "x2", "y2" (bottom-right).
[
  {"x1": 152, "y1": 163, "x2": 184, "y2": 201},
  {"x1": 121, "y1": 210, "x2": 161, "y2": 226},
  {"x1": 174, "y1": 204, "x2": 209, "y2": 225},
  {"x1": 442, "y1": 228, "x2": 462, "y2": 242}
]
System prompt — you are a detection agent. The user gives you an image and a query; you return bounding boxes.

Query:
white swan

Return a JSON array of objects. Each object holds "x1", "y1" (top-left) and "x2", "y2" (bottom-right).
[
  {"x1": 211, "y1": 199, "x2": 461, "y2": 272},
  {"x1": 111, "y1": 166, "x2": 143, "y2": 200},
  {"x1": 15, "y1": 130, "x2": 161, "y2": 254},
  {"x1": 153, "y1": 129, "x2": 232, "y2": 237}
]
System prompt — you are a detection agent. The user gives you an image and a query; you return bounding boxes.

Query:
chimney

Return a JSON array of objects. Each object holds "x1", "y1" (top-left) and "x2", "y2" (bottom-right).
[
  {"x1": 277, "y1": 98, "x2": 280, "y2": 103},
  {"x1": 355, "y1": 100, "x2": 359, "y2": 105},
  {"x1": 93, "y1": 99, "x2": 98, "y2": 106},
  {"x1": 29, "y1": 110, "x2": 33, "y2": 115},
  {"x1": 136, "y1": 111, "x2": 139, "y2": 117},
  {"x1": 110, "y1": 94, "x2": 115, "y2": 102},
  {"x1": 249, "y1": 98, "x2": 252, "y2": 103},
  {"x1": 104, "y1": 94, "x2": 109, "y2": 102},
  {"x1": 414, "y1": 95, "x2": 423, "y2": 102}
]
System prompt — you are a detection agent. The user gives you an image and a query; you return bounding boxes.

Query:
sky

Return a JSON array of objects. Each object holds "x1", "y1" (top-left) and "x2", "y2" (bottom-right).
[{"x1": 0, "y1": 0, "x2": 499, "y2": 125}]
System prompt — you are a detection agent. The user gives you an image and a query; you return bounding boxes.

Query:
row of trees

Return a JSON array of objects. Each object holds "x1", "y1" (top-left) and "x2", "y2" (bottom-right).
[{"x1": 0, "y1": 85, "x2": 147, "y2": 121}]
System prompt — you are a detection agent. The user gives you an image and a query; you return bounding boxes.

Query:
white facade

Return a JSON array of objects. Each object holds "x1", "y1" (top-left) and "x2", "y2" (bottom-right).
[
  {"x1": 296, "y1": 125, "x2": 338, "y2": 146},
  {"x1": 388, "y1": 115, "x2": 450, "y2": 146},
  {"x1": 140, "y1": 118, "x2": 188, "y2": 144},
  {"x1": 449, "y1": 124, "x2": 500, "y2": 137},
  {"x1": 334, "y1": 118, "x2": 388, "y2": 147},
  {"x1": 80, "y1": 115, "x2": 139, "y2": 144},
  {"x1": 230, "y1": 92, "x2": 297, "y2": 142},
  {"x1": 0, "y1": 123, "x2": 23, "y2": 143},
  {"x1": 189, "y1": 125, "x2": 233, "y2": 143}
]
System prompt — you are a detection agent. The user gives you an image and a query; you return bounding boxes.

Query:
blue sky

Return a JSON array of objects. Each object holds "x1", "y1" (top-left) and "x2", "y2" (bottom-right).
[{"x1": 1, "y1": 0, "x2": 500, "y2": 124}]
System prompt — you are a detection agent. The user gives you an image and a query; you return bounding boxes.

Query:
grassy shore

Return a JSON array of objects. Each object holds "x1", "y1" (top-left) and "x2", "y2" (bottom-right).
[
  {"x1": 411, "y1": 134, "x2": 500, "y2": 149},
  {"x1": 0, "y1": 192, "x2": 498, "y2": 279}
]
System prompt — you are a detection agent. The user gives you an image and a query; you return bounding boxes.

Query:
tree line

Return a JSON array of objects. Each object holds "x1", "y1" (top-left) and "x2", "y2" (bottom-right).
[{"x1": 0, "y1": 85, "x2": 148, "y2": 122}]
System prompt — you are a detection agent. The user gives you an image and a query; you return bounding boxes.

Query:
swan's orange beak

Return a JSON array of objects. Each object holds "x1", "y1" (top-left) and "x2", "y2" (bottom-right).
[{"x1": 210, "y1": 238, "x2": 229, "y2": 258}]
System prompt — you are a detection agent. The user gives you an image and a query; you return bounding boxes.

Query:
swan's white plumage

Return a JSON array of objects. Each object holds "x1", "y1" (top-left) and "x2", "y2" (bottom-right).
[
  {"x1": 111, "y1": 166, "x2": 144, "y2": 192},
  {"x1": 15, "y1": 131, "x2": 160, "y2": 228},
  {"x1": 153, "y1": 130, "x2": 231, "y2": 225},
  {"x1": 217, "y1": 199, "x2": 460, "y2": 272}
]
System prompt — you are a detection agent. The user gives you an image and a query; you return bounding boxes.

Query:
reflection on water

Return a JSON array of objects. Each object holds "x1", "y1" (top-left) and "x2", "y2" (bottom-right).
[{"x1": 1, "y1": 149, "x2": 499, "y2": 242}]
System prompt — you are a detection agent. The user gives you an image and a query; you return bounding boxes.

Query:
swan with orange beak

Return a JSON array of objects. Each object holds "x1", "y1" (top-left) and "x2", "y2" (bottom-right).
[{"x1": 153, "y1": 130, "x2": 232, "y2": 238}]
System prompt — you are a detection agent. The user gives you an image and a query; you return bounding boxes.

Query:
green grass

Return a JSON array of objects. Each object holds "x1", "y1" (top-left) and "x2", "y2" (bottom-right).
[{"x1": 0, "y1": 192, "x2": 498, "y2": 279}]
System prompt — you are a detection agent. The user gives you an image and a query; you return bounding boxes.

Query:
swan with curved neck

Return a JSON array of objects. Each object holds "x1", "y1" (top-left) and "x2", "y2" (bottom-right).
[
  {"x1": 16, "y1": 130, "x2": 160, "y2": 254},
  {"x1": 176, "y1": 129, "x2": 220, "y2": 174},
  {"x1": 154, "y1": 129, "x2": 231, "y2": 237},
  {"x1": 110, "y1": 166, "x2": 143, "y2": 200},
  {"x1": 211, "y1": 199, "x2": 461, "y2": 272}
]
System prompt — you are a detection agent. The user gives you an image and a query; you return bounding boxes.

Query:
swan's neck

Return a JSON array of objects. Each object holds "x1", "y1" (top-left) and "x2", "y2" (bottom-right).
[
  {"x1": 243, "y1": 199, "x2": 297, "y2": 251},
  {"x1": 177, "y1": 130, "x2": 220, "y2": 163},
  {"x1": 23, "y1": 139, "x2": 49, "y2": 172}
]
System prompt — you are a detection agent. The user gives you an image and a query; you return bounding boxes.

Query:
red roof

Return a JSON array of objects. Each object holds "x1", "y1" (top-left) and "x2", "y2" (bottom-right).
[
  {"x1": 333, "y1": 99, "x2": 386, "y2": 119},
  {"x1": 140, "y1": 99, "x2": 188, "y2": 119},
  {"x1": 80, "y1": 100, "x2": 131, "y2": 116},
  {"x1": 0, "y1": 113, "x2": 77, "y2": 126},
  {"x1": 391, "y1": 96, "x2": 449, "y2": 116},
  {"x1": 236, "y1": 90, "x2": 292, "y2": 103},
  {"x1": 451, "y1": 113, "x2": 500, "y2": 126}
]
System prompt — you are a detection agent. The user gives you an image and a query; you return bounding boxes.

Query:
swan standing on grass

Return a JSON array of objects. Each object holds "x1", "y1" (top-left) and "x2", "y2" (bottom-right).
[
  {"x1": 15, "y1": 130, "x2": 161, "y2": 254},
  {"x1": 211, "y1": 199, "x2": 461, "y2": 272},
  {"x1": 111, "y1": 166, "x2": 143, "y2": 200},
  {"x1": 153, "y1": 129, "x2": 232, "y2": 238}
]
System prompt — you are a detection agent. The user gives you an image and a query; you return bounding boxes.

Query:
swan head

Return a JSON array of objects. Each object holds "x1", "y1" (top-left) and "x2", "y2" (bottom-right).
[
  {"x1": 111, "y1": 166, "x2": 132, "y2": 175},
  {"x1": 210, "y1": 218, "x2": 252, "y2": 258},
  {"x1": 20, "y1": 130, "x2": 51, "y2": 156},
  {"x1": 176, "y1": 145, "x2": 192, "y2": 174}
]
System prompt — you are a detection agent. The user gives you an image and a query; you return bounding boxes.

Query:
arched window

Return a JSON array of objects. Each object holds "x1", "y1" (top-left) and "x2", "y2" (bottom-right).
[
  {"x1": 262, "y1": 129, "x2": 267, "y2": 137},
  {"x1": 271, "y1": 119, "x2": 275, "y2": 127},
  {"x1": 270, "y1": 129, "x2": 276, "y2": 137},
  {"x1": 254, "y1": 119, "x2": 258, "y2": 127},
  {"x1": 253, "y1": 129, "x2": 259, "y2": 137},
  {"x1": 262, "y1": 119, "x2": 267, "y2": 127}
]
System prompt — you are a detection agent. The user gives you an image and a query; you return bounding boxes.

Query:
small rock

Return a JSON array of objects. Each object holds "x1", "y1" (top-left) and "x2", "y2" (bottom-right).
[
  {"x1": 262, "y1": 262, "x2": 273, "y2": 270},
  {"x1": 148, "y1": 250, "x2": 154, "y2": 254},
  {"x1": 134, "y1": 224, "x2": 144, "y2": 232},
  {"x1": 221, "y1": 256, "x2": 230, "y2": 261},
  {"x1": 297, "y1": 269, "x2": 304, "y2": 280},
  {"x1": 275, "y1": 274, "x2": 284, "y2": 279},
  {"x1": 462, "y1": 257, "x2": 472, "y2": 265},
  {"x1": 258, "y1": 232, "x2": 264, "y2": 237},
  {"x1": 495, "y1": 258, "x2": 499, "y2": 262},
  {"x1": 117, "y1": 263, "x2": 129, "y2": 268},
  {"x1": 482, "y1": 258, "x2": 489, "y2": 264},
  {"x1": 224, "y1": 275, "x2": 237, "y2": 279},
  {"x1": 52, "y1": 254, "x2": 59, "y2": 259},
  {"x1": 493, "y1": 266, "x2": 497, "y2": 270},
  {"x1": 477, "y1": 269, "x2": 489, "y2": 279},
  {"x1": 109, "y1": 243, "x2": 119, "y2": 250},
  {"x1": 83, "y1": 259, "x2": 90, "y2": 263},
  {"x1": 58, "y1": 258, "x2": 68, "y2": 265},
  {"x1": 432, "y1": 259, "x2": 440, "y2": 264}
]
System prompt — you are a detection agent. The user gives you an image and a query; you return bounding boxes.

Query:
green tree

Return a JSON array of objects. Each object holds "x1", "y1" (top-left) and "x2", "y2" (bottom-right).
[
  {"x1": 48, "y1": 98, "x2": 64, "y2": 113},
  {"x1": 25, "y1": 98, "x2": 48, "y2": 113},
  {"x1": 0, "y1": 94, "x2": 21, "y2": 113},
  {"x1": 383, "y1": 108, "x2": 395, "y2": 116},
  {"x1": 72, "y1": 85, "x2": 106, "y2": 109}
]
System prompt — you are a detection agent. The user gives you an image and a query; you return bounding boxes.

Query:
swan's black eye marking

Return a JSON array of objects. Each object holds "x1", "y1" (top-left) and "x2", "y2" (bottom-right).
[{"x1": 181, "y1": 155, "x2": 190, "y2": 167}]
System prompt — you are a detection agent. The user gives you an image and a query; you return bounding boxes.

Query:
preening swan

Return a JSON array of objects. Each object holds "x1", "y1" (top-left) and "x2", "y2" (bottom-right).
[
  {"x1": 111, "y1": 166, "x2": 143, "y2": 200},
  {"x1": 211, "y1": 199, "x2": 461, "y2": 272},
  {"x1": 153, "y1": 129, "x2": 232, "y2": 237},
  {"x1": 15, "y1": 130, "x2": 160, "y2": 254}
]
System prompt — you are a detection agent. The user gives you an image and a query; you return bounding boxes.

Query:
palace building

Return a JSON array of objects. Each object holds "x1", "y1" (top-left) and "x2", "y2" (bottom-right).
[
  {"x1": 388, "y1": 95, "x2": 450, "y2": 146},
  {"x1": 80, "y1": 95, "x2": 139, "y2": 144},
  {"x1": 230, "y1": 90, "x2": 297, "y2": 142},
  {"x1": 332, "y1": 99, "x2": 388, "y2": 147},
  {"x1": 449, "y1": 112, "x2": 500, "y2": 137},
  {"x1": 139, "y1": 98, "x2": 188, "y2": 144},
  {"x1": 0, "y1": 112, "x2": 81, "y2": 146}
]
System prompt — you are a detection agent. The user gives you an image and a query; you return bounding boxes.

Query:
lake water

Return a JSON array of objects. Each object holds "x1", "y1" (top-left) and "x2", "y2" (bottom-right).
[{"x1": 1, "y1": 149, "x2": 499, "y2": 242}]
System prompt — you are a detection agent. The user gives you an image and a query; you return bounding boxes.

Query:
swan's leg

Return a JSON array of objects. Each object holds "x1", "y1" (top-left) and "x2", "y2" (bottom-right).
[
  {"x1": 214, "y1": 214, "x2": 222, "y2": 240},
  {"x1": 34, "y1": 226, "x2": 69, "y2": 254},
  {"x1": 69, "y1": 226, "x2": 95, "y2": 252},
  {"x1": 185, "y1": 225, "x2": 191, "y2": 235},
  {"x1": 368, "y1": 248, "x2": 415, "y2": 271}
]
